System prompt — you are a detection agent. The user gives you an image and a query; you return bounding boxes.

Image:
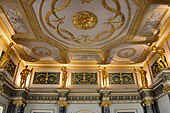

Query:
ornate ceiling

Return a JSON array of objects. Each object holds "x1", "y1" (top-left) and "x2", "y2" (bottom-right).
[{"x1": 0, "y1": 0, "x2": 170, "y2": 65}]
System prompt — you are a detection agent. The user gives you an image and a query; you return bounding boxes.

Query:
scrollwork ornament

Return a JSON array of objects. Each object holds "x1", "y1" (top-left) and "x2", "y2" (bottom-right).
[{"x1": 44, "y1": 0, "x2": 125, "y2": 44}]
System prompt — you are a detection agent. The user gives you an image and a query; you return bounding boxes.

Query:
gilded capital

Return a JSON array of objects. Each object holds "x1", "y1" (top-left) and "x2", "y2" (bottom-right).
[
  {"x1": 101, "y1": 100, "x2": 112, "y2": 107},
  {"x1": 12, "y1": 99, "x2": 25, "y2": 107},
  {"x1": 142, "y1": 100, "x2": 154, "y2": 106},
  {"x1": 57, "y1": 100, "x2": 68, "y2": 108}
]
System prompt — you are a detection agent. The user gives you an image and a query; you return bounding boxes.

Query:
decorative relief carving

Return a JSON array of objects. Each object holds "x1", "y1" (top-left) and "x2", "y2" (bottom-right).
[
  {"x1": 33, "y1": 72, "x2": 60, "y2": 84},
  {"x1": 71, "y1": 54, "x2": 99, "y2": 61},
  {"x1": 117, "y1": 48, "x2": 136, "y2": 58},
  {"x1": 43, "y1": 0, "x2": 126, "y2": 44},
  {"x1": 141, "y1": 8, "x2": 167, "y2": 36},
  {"x1": 32, "y1": 46, "x2": 52, "y2": 57},
  {"x1": 71, "y1": 72, "x2": 97, "y2": 84},
  {"x1": 4, "y1": 60, "x2": 16, "y2": 77},
  {"x1": 73, "y1": 11, "x2": 98, "y2": 30},
  {"x1": 109, "y1": 73, "x2": 134, "y2": 84},
  {"x1": 2, "y1": 5, "x2": 27, "y2": 33}
]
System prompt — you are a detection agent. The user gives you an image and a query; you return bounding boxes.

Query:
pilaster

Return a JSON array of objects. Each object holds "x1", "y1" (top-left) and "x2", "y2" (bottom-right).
[
  {"x1": 57, "y1": 89, "x2": 70, "y2": 113},
  {"x1": 99, "y1": 89, "x2": 112, "y2": 113}
]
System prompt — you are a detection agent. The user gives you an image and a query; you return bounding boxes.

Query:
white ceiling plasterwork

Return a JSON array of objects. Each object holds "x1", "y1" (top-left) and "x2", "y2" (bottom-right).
[
  {"x1": 0, "y1": 0, "x2": 170, "y2": 65},
  {"x1": 32, "y1": 0, "x2": 134, "y2": 48}
]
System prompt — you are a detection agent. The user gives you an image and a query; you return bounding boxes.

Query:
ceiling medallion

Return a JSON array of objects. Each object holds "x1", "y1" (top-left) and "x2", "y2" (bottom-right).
[
  {"x1": 32, "y1": 46, "x2": 52, "y2": 57},
  {"x1": 117, "y1": 48, "x2": 136, "y2": 58},
  {"x1": 72, "y1": 11, "x2": 98, "y2": 30}
]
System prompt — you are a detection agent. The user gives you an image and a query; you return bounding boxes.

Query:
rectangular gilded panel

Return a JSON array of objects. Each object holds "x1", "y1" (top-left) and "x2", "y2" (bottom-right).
[
  {"x1": 71, "y1": 72, "x2": 97, "y2": 85},
  {"x1": 109, "y1": 73, "x2": 134, "y2": 84},
  {"x1": 33, "y1": 72, "x2": 60, "y2": 84}
]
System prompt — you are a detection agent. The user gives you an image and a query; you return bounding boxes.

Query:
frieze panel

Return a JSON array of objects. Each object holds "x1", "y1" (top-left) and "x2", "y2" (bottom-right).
[
  {"x1": 27, "y1": 94, "x2": 59, "y2": 101},
  {"x1": 4, "y1": 60, "x2": 16, "y2": 77},
  {"x1": 151, "y1": 56, "x2": 168, "y2": 78},
  {"x1": 33, "y1": 72, "x2": 60, "y2": 84},
  {"x1": 71, "y1": 72, "x2": 97, "y2": 85},
  {"x1": 68, "y1": 96, "x2": 99, "y2": 101},
  {"x1": 110, "y1": 95, "x2": 141, "y2": 101},
  {"x1": 109, "y1": 73, "x2": 134, "y2": 84}
]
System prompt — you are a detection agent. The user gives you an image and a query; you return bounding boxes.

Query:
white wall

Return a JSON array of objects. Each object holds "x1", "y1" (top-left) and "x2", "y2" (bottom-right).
[
  {"x1": 67, "y1": 104, "x2": 101, "y2": 113},
  {"x1": 110, "y1": 103, "x2": 144, "y2": 113},
  {"x1": 24, "y1": 104, "x2": 58, "y2": 113},
  {"x1": 0, "y1": 95, "x2": 9, "y2": 113},
  {"x1": 158, "y1": 94, "x2": 170, "y2": 113},
  {"x1": 24, "y1": 103, "x2": 144, "y2": 113}
]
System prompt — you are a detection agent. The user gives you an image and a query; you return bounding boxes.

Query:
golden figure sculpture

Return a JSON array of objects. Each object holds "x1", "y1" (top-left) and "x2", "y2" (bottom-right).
[
  {"x1": 61, "y1": 67, "x2": 68, "y2": 88},
  {"x1": 139, "y1": 67, "x2": 148, "y2": 89},
  {"x1": 152, "y1": 46, "x2": 168, "y2": 69},
  {"x1": 0, "y1": 43, "x2": 14, "y2": 68},
  {"x1": 20, "y1": 65, "x2": 33, "y2": 88},
  {"x1": 99, "y1": 67, "x2": 108, "y2": 88}
]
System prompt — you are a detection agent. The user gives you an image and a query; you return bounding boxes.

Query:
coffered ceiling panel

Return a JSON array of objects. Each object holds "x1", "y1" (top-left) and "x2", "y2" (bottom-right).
[
  {"x1": 18, "y1": 42, "x2": 60, "y2": 62},
  {"x1": 109, "y1": 44, "x2": 148, "y2": 64},
  {"x1": 32, "y1": 0, "x2": 137, "y2": 48}
]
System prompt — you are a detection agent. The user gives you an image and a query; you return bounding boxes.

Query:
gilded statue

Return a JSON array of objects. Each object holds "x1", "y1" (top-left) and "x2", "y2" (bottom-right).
[
  {"x1": 0, "y1": 43, "x2": 14, "y2": 68},
  {"x1": 99, "y1": 67, "x2": 108, "y2": 88},
  {"x1": 61, "y1": 67, "x2": 68, "y2": 88},
  {"x1": 20, "y1": 65, "x2": 33, "y2": 88},
  {"x1": 139, "y1": 67, "x2": 148, "y2": 89},
  {"x1": 152, "y1": 46, "x2": 168, "y2": 69}
]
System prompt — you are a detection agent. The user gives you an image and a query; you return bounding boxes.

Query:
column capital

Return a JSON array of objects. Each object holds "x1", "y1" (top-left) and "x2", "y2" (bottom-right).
[
  {"x1": 12, "y1": 99, "x2": 26, "y2": 107},
  {"x1": 100, "y1": 100, "x2": 112, "y2": 107},
  {"x1": 57, "y1": 100, "x2": 68, "y2": 108},
  {"x1": 142, "y1": 99, "x2": 154, "y2": 106}
]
